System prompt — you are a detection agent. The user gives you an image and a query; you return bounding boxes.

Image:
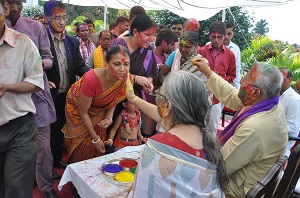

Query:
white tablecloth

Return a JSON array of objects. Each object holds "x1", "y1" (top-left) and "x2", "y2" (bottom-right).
[{"x1": 58, "y1": 145, "x2": 145, "y2": 198}]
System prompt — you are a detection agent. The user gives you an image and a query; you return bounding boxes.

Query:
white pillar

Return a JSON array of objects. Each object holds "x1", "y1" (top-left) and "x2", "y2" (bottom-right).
[
  {"x1": 222, "y1": 9, "x2": 226, "y2": 22},
  {"x1": 103, "y1": 4, "x2": 107, "y2": 30}
]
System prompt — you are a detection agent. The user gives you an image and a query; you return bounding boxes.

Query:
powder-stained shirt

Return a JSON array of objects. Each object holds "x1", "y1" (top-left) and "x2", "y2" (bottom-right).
[
  {"x1": 0, "y1": 26, "x2": 44, "y2": 126},
  {"x1": 79, "y1": 39, "x2": 96, "y2": 62},
  {"x1": 199, "y1": 43, "x2": 236, "y2": 104},
  {"x1": 5, "y1": 16, "x2": 56, "y2": 127}
]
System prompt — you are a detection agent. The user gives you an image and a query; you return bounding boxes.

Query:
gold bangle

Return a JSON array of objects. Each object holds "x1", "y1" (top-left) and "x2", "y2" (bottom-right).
[
  {"x1": 92, "y1": 136, "x2": 100, "y2": 144},
  {"x1": 107, "y1": 139, "x2": 113, "y2": 143},
  {"x1": 133, "y1": 96, "x2": 139, "y2": 104}
]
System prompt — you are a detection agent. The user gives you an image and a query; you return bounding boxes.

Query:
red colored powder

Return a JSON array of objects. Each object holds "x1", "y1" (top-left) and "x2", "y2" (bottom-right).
[{"x1": 119, "y1": 159, "x2": 138, "y2": 168}]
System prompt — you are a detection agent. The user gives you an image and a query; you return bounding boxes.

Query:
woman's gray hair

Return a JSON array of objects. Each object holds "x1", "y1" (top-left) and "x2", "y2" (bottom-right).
[
  {"x1": 253, "y1": 62, "x2": 283, "y2": 99},
  {"x1": 163, "y1": 71, "x2": 209, "y2": 128},
  {"x1": 163, "y1": 71, "x2": 229, "y2": 191},
  {"x1": 180, "y1": 30, "x2": 198, "y2": 46}
]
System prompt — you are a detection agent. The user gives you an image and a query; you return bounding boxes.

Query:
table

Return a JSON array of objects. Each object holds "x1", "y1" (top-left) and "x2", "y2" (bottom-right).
[{"x1": 58, "y1": 145, "x2": 145, "y2": 198}]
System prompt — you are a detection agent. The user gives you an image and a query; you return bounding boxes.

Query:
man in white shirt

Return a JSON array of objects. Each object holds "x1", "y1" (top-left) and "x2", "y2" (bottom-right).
[
  {"x1": 224, "y1": 20, "x2": 241, "y2": 89},
  {"x1": 0, "y1": 0, "x2": 44, "y2": 197},
  {"x1": 279, "y1": 68, "x2": 300, "y2": 156}
]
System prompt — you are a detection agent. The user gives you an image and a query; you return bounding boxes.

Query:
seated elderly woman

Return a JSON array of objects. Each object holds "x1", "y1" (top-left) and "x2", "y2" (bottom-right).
[
  {"x1": 159, "y1": 30, "x2": 205, "y2": 83},
  {"x1": 126, "y1": 71, "x2": 228, "y2": 197}
]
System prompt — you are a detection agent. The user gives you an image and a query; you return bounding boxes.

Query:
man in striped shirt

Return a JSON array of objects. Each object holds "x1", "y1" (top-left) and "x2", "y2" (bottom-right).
[{"x1": 78, "y1": 22, "x2": 96, "y2": 62}]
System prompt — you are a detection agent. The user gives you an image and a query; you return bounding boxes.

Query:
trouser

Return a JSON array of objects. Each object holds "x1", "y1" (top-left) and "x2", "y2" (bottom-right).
[
  {"x1": 0, "y1": 113, "x2": 37, "y2": 198},
  {"x1": 36, "y1": 125, "x2": 54, "y2": 192},
  {"x1": 207, "y1": 103, "x2": 224, "y2": 138},
  {"x1": 50, "y1": 93, "x2": 67, "y2": 164}
]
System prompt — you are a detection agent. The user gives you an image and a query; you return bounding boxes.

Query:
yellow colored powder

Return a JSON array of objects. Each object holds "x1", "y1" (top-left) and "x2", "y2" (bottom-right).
[{"x1": 115, "y1": 172, "x2": 134, "y2": 183}]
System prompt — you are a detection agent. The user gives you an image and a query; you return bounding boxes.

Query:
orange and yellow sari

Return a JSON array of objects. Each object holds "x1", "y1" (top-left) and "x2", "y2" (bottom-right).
[{"x1": 62, "y1": 71, "x2": 129, "y2": 163}]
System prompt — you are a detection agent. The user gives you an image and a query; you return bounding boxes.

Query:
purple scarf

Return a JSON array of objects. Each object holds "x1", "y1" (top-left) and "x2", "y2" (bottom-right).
[{"x1": 218, "y1": 95, "x2": 280, "y2": 145}]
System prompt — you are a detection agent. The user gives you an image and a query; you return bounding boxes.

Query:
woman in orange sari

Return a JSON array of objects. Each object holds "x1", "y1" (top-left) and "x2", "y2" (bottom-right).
[{"x1": 62, "y1": 45, "x2": 145, "y2": 163}]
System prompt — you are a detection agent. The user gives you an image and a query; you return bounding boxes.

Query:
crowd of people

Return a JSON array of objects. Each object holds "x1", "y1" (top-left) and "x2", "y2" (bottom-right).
[{"x1": 0, "y1": 0, "x2": 299, "y2": 198}]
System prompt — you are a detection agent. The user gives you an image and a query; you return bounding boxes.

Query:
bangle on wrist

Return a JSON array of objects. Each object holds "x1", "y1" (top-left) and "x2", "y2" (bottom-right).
[
  {"x1": 134, "y1": 75, "x2": 138, "y2": 83},
  {"x1": 133, "y1": 96, "x2": 139, "y2": 104},
  {"x1": 106, "y1": 117, "x2": 113, "y2": 126},
  {"x1": 107, "y1": 138, "x2": 113, "y2": 143},
  {"x1": 92, "y1": 136, "x2": 100, "y2": 144}
]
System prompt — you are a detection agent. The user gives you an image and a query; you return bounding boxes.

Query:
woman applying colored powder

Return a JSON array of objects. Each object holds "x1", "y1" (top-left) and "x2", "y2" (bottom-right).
[
  {"x1": 109, "y1": 14, "x2": 158, "y2": 138},
  {"x1": 62, "y1": 45, "x2": 148, "y2": 163}
]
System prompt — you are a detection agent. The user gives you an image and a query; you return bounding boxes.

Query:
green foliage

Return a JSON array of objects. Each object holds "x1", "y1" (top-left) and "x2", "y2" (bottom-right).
[
  {"x1": 66, "y1": 16, "x2": 104, "y2": 35},
  {"x1": 253, "y1": 19, "x2": 269, "y2": 35},
  {"x1": 268, "y1": 49, "x2": 300, "y2": 81},
  {"x1": 22, "y1": 5, "x2": 44, "y2": 19},
  {"x1": 64, "y1": 4, "x2": 102, "y2": 24},
  {"x1": 241, "y1": 35, "x2": 300, "y2": 81},
  {"x1": 147, "y1": 10, "x2": 186, "y2": 27},
  {"x1": 242, "y1": 36, "x2": 279, "y2": 72}
]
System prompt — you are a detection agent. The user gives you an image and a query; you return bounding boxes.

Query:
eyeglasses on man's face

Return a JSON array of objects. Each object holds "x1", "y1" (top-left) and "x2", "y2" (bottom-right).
[{"x1": 50, "y1": 15, "x2": 69, "y2": 22}]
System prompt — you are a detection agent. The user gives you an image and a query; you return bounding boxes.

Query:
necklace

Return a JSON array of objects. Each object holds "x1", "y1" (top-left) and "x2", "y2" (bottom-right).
[
  {"x1": 106, "y1": 68, "x2": 115, "y2": 83},
  {"x1": 166, "y1": 123, "x2": 178, "y2": 131}
]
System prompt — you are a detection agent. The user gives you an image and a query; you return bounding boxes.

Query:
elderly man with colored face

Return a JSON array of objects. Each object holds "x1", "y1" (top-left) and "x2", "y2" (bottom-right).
[
  {"x1": 0, "y1": 0, "x2": 45, "y2": 197},
  {"x1": 43, "y1": 0, "x2": 90, "y2": 178},
  {"x1": 199, "y1": 21, "x2": 236, "y2": 138},
  {"x1": 86, "y1": 30, "x2": 112, "y2": 69},
  {"x1": 193, "y1": 59, "x2": 288, "y2": 197}
]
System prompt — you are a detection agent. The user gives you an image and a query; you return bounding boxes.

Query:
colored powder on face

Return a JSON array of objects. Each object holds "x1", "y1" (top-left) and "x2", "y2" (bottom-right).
[
  {"x1": 180, "y1": 38, "x2": 187, "y2": 45},
  {"x1": 119, "y1": 159, "x2": 138, "y2": 168},
  {"x1": 239, "y1": 85, "x2": 255, "y2": 105},
  {"x1": 150, "y1": 27, "x2": 156, "y2": 34},
  {"x1": 49, "y1": 6, "x2": 66, "y2": 18},
  {"x1": 119, "y1": 51, "x2": 126, "y2": 57},
  {"x1": 115, "y1": 172, "x2": 134, "y2": 183},
  {"x1": 103, "y1": 164, "x2": 123, "y2": 173},
  {"x1": 158, "y1": 102, "x2": 168, "y2": 118},
  {"x1": 109, "y1": 66, "x2": 118, "y2": 80},
  {"x1": 79, "y1": 25, "x2": 89, "y2": 31},
  {"x1": 280, "y1": 70, "x2": 287, "y2": 79},
  {"x1": 121, "y1": 57, "x2": 127, "y2": 63},
  {"x1": 210, "y1": 32, "x2": 223, "y2": 38},
  {"x1": 50, "y1": 21, "x2": 59, "y2": 31}
]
